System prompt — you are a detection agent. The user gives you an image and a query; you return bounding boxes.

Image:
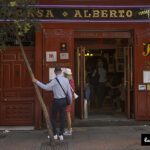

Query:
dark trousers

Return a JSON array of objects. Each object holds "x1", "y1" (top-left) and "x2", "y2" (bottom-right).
[
  {"x1": 51, "y1": 98, "x2": 66, "y2": 135},
  {"x1": 96, "y1": 82, "x2": 105, "y2": 108}
]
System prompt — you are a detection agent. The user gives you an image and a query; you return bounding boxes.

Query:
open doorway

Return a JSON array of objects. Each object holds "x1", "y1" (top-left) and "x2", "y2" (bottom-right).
[{"x1": 74, "y1": 34, "x2": 134, "y2": 119}]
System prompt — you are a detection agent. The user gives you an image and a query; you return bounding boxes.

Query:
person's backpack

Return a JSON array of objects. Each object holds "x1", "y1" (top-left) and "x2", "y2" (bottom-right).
[{"x1": 91, "y1": 69, "x2": 100, "y2": 86}]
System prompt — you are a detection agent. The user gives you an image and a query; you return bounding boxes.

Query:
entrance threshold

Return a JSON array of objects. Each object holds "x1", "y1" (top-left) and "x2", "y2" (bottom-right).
[
  {"x1": 0, "y1": 126, "x2": 34, "y2": 131},
  {"x1": 72, "y1": 115, "x2": 150, "y2": 127},
  {"x1": 88, "y1": 114, "x2": 128, "y2": 121}
]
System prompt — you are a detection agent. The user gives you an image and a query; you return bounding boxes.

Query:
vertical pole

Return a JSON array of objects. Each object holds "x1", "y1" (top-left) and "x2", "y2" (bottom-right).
[
  {"x1": 127, "y1": 46, "x2": 131, "y2": 119},
  {"x1": 16, "y1": 33, "x2": 56, "y2": 146},
  {"x1": 77, "y1": 47, "x2": 80, "y2": 88},
  {"x1": 80, "y1": 46, "x2": 84, "y2": 119}
]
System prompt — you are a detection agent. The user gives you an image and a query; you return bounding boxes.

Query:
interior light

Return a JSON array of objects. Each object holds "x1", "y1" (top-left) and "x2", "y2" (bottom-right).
[
  {"x1": 87, "y1": 53, "x2": 89, "y2": 56},
  {"x1": 90, "y1": 54, "x2": 93, "y2": 56}
]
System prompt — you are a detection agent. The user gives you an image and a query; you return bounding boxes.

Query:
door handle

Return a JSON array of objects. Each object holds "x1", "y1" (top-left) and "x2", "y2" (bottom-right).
[{"x1": 4, "y1": 98, "x2": 7, "y2": 101}]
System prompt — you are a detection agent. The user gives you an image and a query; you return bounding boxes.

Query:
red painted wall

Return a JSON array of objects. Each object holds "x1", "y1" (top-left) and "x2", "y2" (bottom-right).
[
  {"x1": 33, "y1": 0, "x2": 150, "y2": 128},
  {"x1": 39, "y1": 0, "x2": 150, "y2": 5},
  {"x1": 134, "y1": 27, "x2": 150, "y2": 120}
]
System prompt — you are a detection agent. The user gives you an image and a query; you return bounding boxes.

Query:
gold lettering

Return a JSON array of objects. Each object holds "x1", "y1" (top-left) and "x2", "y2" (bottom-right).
[
  {"x1": 101, "y1": 10, "x2": 108, "y2": 17},
  {"x1": 37, "y1": 9, "x2": 44, "y2": 18},
  {"x1": 110, "y1": 10, "x2": 117, "y2": 18},
  {"x1": 126, "y1": 10, "x2": 133, "y2": 18},
  {"x1": 84, "y1": 10, "x2": 91, "y2": 18},
  {"x1": 139, "y1": 10, "x2": 149, "y2": 16},
  {"x1": 118, "y1": 10, "x2": 125, "y2": 18},
  {"x1": 92, "y1": 10, "x2": 100, "y2": 18},
  {"x1": 17, "y1": 9, "x2": 23, "y2": 17},
  {"x1": 143, "y1": 44, "x2": 150, "y2": 56},
  {"x1": 28, "y1": 11, "x2": 35, "y2": 18},
  {"x1": 74, "y1": 10, "x2": 82, "y2": 18},
  {"x1": 45, "y1": 10, "x2": 54, "y2": 18}
]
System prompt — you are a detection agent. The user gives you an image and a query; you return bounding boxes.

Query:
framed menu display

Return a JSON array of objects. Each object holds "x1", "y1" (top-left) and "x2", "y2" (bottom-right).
[{"x1": 143, "y1": 70, "x2": 150, "y2": 83}]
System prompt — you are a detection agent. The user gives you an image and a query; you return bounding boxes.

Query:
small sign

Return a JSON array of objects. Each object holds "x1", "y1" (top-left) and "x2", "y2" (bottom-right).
[
  {"x1": 138, "y1": 85, "x2": 146, "y2": 90},
  {"x1": 46, "y1": 51, "x2": 57, "y2": 62},
  {"x1": 60, "y1": 42, "x2": 67, "y2": 51},
  {"x1": 60, "y1": 53, "x2": 69, "y2": 60},
  {"x1": 147, "y1": 84, "x2": 150, "y2": 90},
  {"x1": 143, "y1": 70, "x2": 150, "y2": 83}
]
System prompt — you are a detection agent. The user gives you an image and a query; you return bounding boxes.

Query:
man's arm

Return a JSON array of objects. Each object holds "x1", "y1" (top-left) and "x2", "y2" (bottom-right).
[{"x1": 32, "y1": 78, "x2": 54, "y2": 91}]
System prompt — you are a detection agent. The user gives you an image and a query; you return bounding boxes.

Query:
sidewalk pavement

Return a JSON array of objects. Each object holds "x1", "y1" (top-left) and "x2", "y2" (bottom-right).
[{"x1": 0, "y1": 125, "x2": 150, "y2": 150}]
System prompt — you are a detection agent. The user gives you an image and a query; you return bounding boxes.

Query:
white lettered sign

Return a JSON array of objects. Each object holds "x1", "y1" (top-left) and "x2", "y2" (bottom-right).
[
  {"x1": 138, "y1": 84, "x2": 146, "y2": 90},
  {"x1": 143, "y1": 70, "x2": 150, "y2": 83},
  {"x1": 60, "y1": 53, "x2": 69, "y2": 60},
  {"x1": 46, "y1": 51, "x2": 57, "y2": 62}
]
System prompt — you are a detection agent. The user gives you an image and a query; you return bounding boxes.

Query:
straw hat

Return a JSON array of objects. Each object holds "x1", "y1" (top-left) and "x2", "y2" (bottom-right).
[{"x1": 64, "y1": 68, "x2": 72, "y2": 75}]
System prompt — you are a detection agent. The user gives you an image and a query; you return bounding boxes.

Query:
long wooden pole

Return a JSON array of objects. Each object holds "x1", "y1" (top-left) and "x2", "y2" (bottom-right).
[{"x1": 16, "y1": 33, "x2": 56, "y2": 146}]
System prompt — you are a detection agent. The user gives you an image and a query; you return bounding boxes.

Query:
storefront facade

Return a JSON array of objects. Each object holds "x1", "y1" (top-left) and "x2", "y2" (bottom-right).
[{"x1": 1, "y1": 0, "x2": 150, "y2": 129}]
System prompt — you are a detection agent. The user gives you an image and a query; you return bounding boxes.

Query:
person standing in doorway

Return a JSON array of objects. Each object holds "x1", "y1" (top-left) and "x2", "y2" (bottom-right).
[
  {"x1": 32, "y1": 66, "x2": 72, "y2": 141},
  {"x1": 92, "y1": 61, "x2": 106, "y2": 108},
  {"x1": 63, "y1": 68, "x2": 75, "y2": 136},
  {"x1": 84, "y1": 71, "x2": 91, "y2": 112}
]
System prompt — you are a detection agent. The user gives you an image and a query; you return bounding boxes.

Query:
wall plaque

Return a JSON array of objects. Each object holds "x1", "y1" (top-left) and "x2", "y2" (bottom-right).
[
  {"x1": 138, "y1": 85, "x2": 146, "y2": 90},
  {"x1": 46, "y1": 51, "x2": 57, "y2": 62},
  {"x1": 60, "y1": 53, "x2": 69, "y2": 60},
  {"x1": 143, "y1": 70, "x2": 150, "y2": 83}
]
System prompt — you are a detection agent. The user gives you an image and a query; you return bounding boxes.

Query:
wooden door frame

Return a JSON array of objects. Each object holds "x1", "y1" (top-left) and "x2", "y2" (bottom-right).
[
  {"x1": 75, "y1": 47, "x2": 86, "y2": 119},
  {"x1": 127, "y1": 46, "x2": 131, "y2": 119},
  {"x1": 74, "y1": 31, "x2": 133, "y2": 119},
  {"x1": 34, "y1": 30, "x2": 43, "y2": 129},
  {"x1": 34, "y1": 26, "x2": 135, "y2": 127}
]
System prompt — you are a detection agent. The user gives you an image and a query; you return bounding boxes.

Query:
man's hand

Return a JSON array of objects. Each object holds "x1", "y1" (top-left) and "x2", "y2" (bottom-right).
[{"x1": 32, "y1": 78, "x2": 37, "y2": 83}]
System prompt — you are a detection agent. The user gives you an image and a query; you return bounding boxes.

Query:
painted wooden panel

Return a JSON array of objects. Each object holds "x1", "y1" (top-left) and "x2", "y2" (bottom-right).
[
  {"x1": 3, "y1": 64, "x2": 11, "y2": 88},
  {"x1": 134, "y1": 27, "x2": 150, "y2": 120},
  {"x1": 23, "y1": 63, "x2": 33, "y2": 87},
  {"x1": 136, "y1": 91, "x2": 147, "y2": 117},
  {"x1": 0, "y1": 47, "x2": 35, "y2": 125},
  {"x1": 43, "y1": 28, "x2": 75, "y2": 119},
  {"x1": 13, "y1": 64, "x2": 22, "y2": 88},
  {"x1": 2, "y1": 54, "x2": 16, "y2": 61},
  {"x1": 147, "y1": 92, "x2": 150, "y2": 117},
  {"x1": 1, "y1": 102, "x2": 34, "y2": 125}
]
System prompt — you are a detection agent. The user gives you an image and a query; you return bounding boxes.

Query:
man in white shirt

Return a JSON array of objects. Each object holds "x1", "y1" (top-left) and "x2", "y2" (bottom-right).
[{"x1": 32, "y1": 66, "x2": 72, "y2": 141}]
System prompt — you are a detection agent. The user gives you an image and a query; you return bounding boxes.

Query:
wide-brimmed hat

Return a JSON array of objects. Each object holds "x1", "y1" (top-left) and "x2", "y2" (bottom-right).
[
  {"x1": 54, "y1": 66, "x2": 62, "y2": 72},
  {"x1": 64, "y1": 68, "x2": 72, "y2": 75}
]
